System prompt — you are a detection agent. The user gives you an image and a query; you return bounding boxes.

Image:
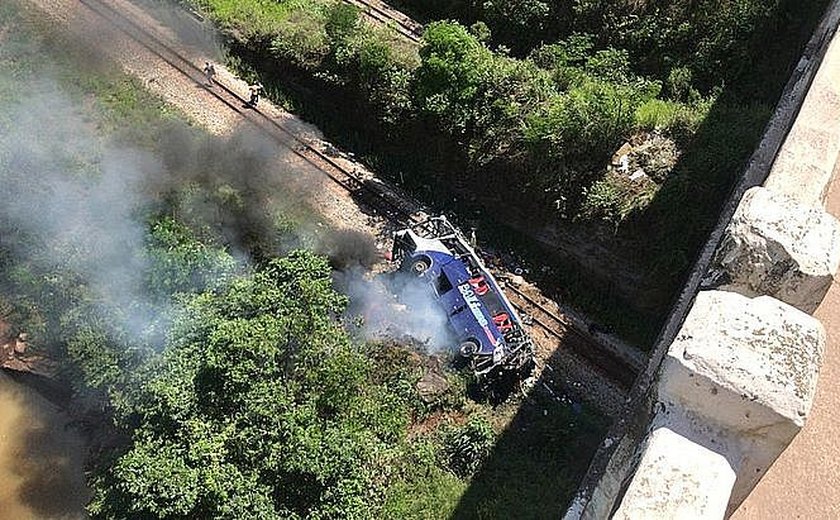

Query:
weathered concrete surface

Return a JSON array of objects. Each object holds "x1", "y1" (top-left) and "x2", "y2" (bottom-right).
[
  {"x1": 612, "y1": 406, "x2": 736, "y2": 520},
  {"x1": 765, "y1": 17, "x2": 840, "y2": 207},
  {"x1": 566, "y1": 393, "x2": 656, "y2": 520},
  {"x1": 583, "y1": 291, "x2": 826, "y2": 520},
  {"x1": 706, "y1": 187, "x2": 840, "y2": 313},
  {"x1": 664, "y1": 291, "x2": 823, "y2": 437},
  {"x1": 732, "y1": 160, "x2": 840, "y2": 520},
  {"x1": 661, "y1": 290, "x2": 825, "y2": 513}
]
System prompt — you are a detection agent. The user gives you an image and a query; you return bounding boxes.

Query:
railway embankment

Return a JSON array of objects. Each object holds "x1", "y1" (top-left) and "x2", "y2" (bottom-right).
[{"x1": 564, "y1": 1, "x2": 840, "y2": 517}]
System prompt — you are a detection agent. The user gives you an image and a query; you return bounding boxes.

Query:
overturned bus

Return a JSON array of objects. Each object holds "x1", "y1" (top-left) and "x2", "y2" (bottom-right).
[{"x1": 391, "y1": 216, "x2": 534, "y2": 377}]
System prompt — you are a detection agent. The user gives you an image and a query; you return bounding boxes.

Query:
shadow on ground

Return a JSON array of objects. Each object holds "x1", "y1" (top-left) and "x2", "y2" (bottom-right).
[{"x1": 453, "y1": 351, "x2": 610, "y2": 520}]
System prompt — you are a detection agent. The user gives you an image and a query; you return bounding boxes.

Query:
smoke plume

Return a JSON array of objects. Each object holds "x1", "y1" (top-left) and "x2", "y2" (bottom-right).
[
  {"x1": 321, "y1": 230, "x2": 456, "y2": 353},
  {"x1": 0, "y1": 75, "x2": 310, "y2": 341},
  {"x1": 1, "y1": 0, "x2": 455, "y2": 359}
]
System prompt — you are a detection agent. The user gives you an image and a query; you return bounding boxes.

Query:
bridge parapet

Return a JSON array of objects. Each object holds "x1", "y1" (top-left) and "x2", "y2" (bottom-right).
[{"x1": 565, "y1": 1, "x2": 840, "y2": 517}]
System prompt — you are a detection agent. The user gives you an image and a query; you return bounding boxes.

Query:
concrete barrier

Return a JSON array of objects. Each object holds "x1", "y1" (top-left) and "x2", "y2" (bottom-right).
[
  {"x1": 765, "y1": 20, "x2": 840, "y2": 208},
  {"x1": 612, "y1": 404, "x2": 736, "y2": 520},
  {"x1": 705, "y1": 187, "x2": 840, "y2": 313}
]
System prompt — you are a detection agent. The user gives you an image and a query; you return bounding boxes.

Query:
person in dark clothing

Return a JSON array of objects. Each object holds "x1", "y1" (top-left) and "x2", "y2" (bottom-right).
[
  {"x1": 203, "y1": 61, "x2": 216, "y2": 86},
  {"x1": 248, "y1": 83, "x2": 263, "y2": 107}
]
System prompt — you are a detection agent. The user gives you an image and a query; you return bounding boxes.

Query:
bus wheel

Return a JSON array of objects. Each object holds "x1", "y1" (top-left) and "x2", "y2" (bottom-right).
[
  {"x1": 459, "y1": 339, "x2": 479, "y2": 357},
  {"x1": 411, "y1": 257, "x2": 430, "y2": 275}
]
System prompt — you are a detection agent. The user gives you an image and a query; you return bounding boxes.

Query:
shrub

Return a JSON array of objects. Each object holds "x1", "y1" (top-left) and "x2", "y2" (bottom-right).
[
  {"x1": 469, "y1": 21, "x2": 491, "y2": 43},
  {"x1": 269, "y1": 8, "x2": 329, "y2": 69},
  {"x1": 634, "y1": 98, "x2": 710, "y2": 139},
  {"x1": 146, "y1": 216, "x2": 238, "y2": 297},
  {"x1": 325, "y1": 2, "x2": 361, "y2": 44},
  {"x1": 666, "y1": 66, "x2": 696, "y2": 102},
  {"x1": 526, "y1": 76, "x2": 649, "y2": 176},
  {"x1": 578, "y1": 173, "x2": 656, "y2": 228},
  {"x1": 441, "y1": 416, "x2": 495, "y2": 478}
]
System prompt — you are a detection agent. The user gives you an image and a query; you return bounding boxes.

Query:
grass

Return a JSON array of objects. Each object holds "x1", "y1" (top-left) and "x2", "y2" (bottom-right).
[
  {"x1": 0, "y1": 1, "x2": 184, "y2": 144},
  {"x1": 634, "y1": 98, "x2": 709, "y2": 136},
  {"x1": 197, "y1": 0, "x2": 311, "y2": 37},
  {"x1": 383, "y1": 440, "x2": 467, "y2": 518}
]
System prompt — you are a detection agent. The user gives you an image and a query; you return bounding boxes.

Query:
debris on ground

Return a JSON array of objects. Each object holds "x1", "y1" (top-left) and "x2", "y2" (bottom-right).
[
  {"x1": 417, "y1": 370, "x2": 450, "y2": 403},
  {"x1": 417, "y1": 356, "x2": 451, "y2": 403}
]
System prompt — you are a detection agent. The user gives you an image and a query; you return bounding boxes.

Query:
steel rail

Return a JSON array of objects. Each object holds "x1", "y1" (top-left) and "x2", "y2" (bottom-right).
[
  {"x1": 342, "y1": 0, "x2": 423, "y2": 44},
  {"x1": 79, "y1": 0, "x2": 421, "y2": 225},
  {"x1": 506, "y1": 287, "x2": 637, "y2": 390}
]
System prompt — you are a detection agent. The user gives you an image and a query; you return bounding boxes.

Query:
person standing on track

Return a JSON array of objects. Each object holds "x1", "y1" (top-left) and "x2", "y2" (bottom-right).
[
  {"x1": 247, "y1": 83, "x2": 263, "y2": 108},
  {"x1": 203, "y1": 61, "x2": 216, "y2": 86}
]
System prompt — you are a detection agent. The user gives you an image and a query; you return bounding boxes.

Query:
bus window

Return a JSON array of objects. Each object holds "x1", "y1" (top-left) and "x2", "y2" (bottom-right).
[{"x1": 436, "y1": 273, "x2": 453, "y2": 295}]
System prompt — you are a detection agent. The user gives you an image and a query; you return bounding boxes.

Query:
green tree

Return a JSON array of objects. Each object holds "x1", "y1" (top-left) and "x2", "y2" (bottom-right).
[
  {"x1": 88, "y1": 250, "x2": 417, "y2": 519},
  {"x1": 146, "y1": 216, "x2": 238, "y2": 298},
  {"x1": 415, "y1": 22, "x2": 554, "y2": 165}
]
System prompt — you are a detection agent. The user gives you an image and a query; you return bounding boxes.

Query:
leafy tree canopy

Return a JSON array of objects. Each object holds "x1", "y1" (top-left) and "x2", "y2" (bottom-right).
[{"x1": 89, "y1": 250, "x2": 415, "y2": 519}]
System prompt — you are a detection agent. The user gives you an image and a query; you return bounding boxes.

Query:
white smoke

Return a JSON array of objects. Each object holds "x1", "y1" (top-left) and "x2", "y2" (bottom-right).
[
  {"x1": 0, "y1": 77, "x2": 164, "y2": 339},
  {"x1": 340, "y1": 269, "x2": 457, "y2": 353},
  {"x1": 321, "y1": 230, "x2": 456, "y2": 353},
  {"x1": 0, "y1": 76, "x2": 305, "y2": 341},
  {"x1": 0, "y1": 5, "x2": 451, "y2": 357}
]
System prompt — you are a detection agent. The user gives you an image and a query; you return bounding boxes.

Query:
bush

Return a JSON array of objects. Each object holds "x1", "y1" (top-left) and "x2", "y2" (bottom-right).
[
  {"x1": 269, "y1": 7, "x2": 329, "y2": 68},
  {"x1": 578, "y1": 173, "x2": 656, "y2": 228},
  {"x1": 525, "y1": 76, "x2": 649, "y2": 178},
  {"x1": 666, "y1": 66, "x2": 697, "y2": 102},
  {"x1": 146, "y1": 216, "x2": 238, "y2": 297},
  {"x1": 634, "y1": 98, "x2": 708, "y2": 138},
  {"x1": 441, "y1": 416, "x2": 495, "y2": 478}
]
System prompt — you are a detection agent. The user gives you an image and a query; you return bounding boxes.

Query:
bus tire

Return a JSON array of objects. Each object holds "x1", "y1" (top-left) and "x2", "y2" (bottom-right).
[
  {"x1": 459, "y1": 339, "x2": 479, "y2": 357},
  {"x1": 410, "y1": 257, "x2": 430, "y2": 275}
]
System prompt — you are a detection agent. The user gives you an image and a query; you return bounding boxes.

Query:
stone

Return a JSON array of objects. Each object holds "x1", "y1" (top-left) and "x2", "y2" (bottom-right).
[
  {"x1": 629, "y1": 168, "x2": 647, "y2": 182},
  {"x1": 611, "y1": 142, "x2": 633, "y2": 166},
  {"x1": 416, "y1": 369, "x2": 449, "y2": 403},
  {"x1": 659, "y1": 290, "x2": 824, "y2": 511},
  {"x1": 612, "y1": 406, "x2": 737, "y2": 520},
  {"x1": 705, "y1": 186, "x2": 840, "y2": 313}
]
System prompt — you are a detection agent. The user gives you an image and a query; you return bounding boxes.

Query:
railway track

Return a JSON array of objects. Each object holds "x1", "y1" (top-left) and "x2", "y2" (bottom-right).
[
  {"x1": 343, "y1": 0, "x2": 423, "y2": 44},
  {"x1": 76, "y1": 0, "x2": 641, "y2": 409},
  {"x1": 505, "y1": 285, "x2": 638, "y2": 390},
  {"x1": 78, "y1": 0, "x2": 424, "y2": 226},
  {"x1": 337, "y1": 0, "x2": 644, "y2": 406}
]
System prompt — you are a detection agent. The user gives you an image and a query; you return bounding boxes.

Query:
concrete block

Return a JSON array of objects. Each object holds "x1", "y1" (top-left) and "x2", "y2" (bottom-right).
[
  {"x1": 765, "y1": 28, "x2": 840, "y2": 207},
  {"x1": 706, "y1": 186, "x2": 840, "y2": 313},
  {"x1": 613, "y1": 406, "x2": 737, "y2": 520},
  {"x1": 660, "y1": 290, "x2": 825, "y2": 510}
]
